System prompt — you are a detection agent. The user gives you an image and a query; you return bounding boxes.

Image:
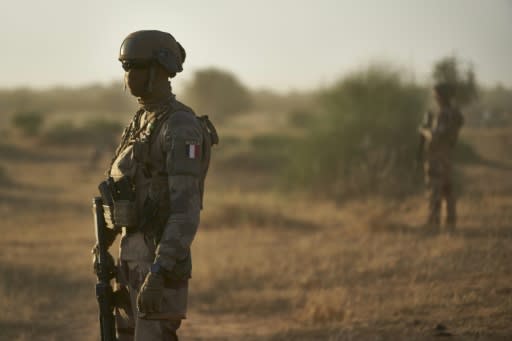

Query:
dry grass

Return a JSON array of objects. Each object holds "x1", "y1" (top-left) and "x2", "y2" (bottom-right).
[{"x1": 0, "y1": 125, "x2": 511, "y2": 340}]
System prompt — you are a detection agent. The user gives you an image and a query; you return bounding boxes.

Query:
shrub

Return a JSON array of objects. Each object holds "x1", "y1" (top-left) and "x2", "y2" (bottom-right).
[
  {"x1": 249, "y1": 134, "x2": 295, "y2": 170},
  {"x1": 0, "y1": 83, "x2": 135, "y2": 118},
  {"x1": 183, "y1": 68, "x2": 252, "y2": 119},
  {"x1": 83, "y1": 118, "x2": 123, "y2": 145},
  {"x1": 44, "y1": 120, "x2": 82, "y2": 144},
  {"x1": 11, "y1": 111, "x2": 44, "y2": 136},
  {"x1": 285, "y1": 65, "x2": 427, "y2": 198},
  {"x1": 44, "y1": 118, "x2": 122, "y2": 146},
  {"x1": 288, "y1": 108, "x2": 315, "y2": 128}
]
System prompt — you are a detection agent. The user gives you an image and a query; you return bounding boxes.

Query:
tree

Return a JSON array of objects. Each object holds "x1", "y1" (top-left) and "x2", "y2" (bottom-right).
[
  {"x1": 184, "y1": 68, "x2": 252, "y2": 119},
  {"x1": 432, "y1": 56, "x2": 478, "y2": 106}
]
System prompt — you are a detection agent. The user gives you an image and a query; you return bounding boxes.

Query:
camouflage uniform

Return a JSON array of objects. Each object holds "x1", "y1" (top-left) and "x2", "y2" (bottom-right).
[
  {"x1": 103, "y1": 31, "x2": 217, "y2": 341},
  {"x1": 420, "y1": 106, "x2": 463, "y2": 229}
]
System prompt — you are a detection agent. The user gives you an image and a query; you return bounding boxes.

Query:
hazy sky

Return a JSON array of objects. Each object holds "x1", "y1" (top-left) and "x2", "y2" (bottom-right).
[{"x1": 1, "y1": 0, "x2": 511, "y2": 91}]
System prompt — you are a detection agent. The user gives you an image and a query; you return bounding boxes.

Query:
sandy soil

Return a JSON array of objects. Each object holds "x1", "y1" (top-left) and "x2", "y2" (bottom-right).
[{"x1": 0, "y1": 127, "x2": 511, "y2": 340}]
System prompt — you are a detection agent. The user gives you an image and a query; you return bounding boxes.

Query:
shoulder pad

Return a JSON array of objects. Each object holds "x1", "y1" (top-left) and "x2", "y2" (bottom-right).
[{"x1": 168, "y1": 110, "x2": 199, "y2": 128}]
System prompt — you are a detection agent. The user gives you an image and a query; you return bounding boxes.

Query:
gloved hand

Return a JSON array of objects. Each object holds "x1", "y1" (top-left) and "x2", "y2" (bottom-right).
[
  {"x1": 137, "y1": 272, "x2": 165, "y2": 314},
  {"x1": 91, "y1": 245, "x2": 116, "y2": 280},
  {"x1": 418, "y1": 127, "x2": 432, "y2": 141},
  {"x1": 113, "y1": 285, "x2": 131, "y2": 311}
]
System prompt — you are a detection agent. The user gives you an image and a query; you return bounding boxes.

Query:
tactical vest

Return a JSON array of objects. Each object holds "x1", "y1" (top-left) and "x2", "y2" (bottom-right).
[
  {"x1": 425, "y1": 107, "x2": 463, "y2": 150},
  {"x1": 109, "y1": 100, "x2": 218, "y2": 237}
]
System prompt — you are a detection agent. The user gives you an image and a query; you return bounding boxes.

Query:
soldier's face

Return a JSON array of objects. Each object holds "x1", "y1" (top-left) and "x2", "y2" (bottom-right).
[{"x1": 125, "y1": 68, "x2": 150, "y2": 97}]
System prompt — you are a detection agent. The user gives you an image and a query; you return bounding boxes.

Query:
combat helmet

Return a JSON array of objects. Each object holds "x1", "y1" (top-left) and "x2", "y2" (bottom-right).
[{"x1": 119, "y1": 30, "x2": 186, "y2": 77}]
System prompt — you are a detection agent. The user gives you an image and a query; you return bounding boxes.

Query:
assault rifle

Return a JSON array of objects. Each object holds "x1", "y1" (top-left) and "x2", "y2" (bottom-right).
[
  {"x1": 93, "y1": 196, "x2": 117, "y2": 341},
  {"x1": 416, "y1": 135, "x2": 425, "y2": 170}
]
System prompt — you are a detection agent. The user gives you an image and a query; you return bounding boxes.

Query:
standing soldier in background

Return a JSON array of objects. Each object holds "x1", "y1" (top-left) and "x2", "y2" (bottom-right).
[
  {"x1": 418, "y1": 83, "x2": 464, "y2": 232},
  {"x1": 93, "y1": 30, "x2": 218, "y2": 341}
]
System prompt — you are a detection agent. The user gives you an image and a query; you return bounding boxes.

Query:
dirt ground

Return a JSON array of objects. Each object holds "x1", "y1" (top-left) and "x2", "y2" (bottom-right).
[{"x1": 0, "y1": 126, "x2": 511, "y2": 340}]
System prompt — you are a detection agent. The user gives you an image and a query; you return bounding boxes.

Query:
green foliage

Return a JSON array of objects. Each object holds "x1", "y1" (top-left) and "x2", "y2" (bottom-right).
[
  {"x1": 288, "y1": 108, "x2": 316, "y2": 128},
  {"x1": 432, "y1": 56, "x2": 478, "y2": 106},
  {"x1": 11, "y1": 111, "x2": 44, "y2": 136},
  {"x1": 249, "y1": 134, "x2": 295, "y2": 170},
  {"x1": 218, "y1": 133, "x2": 295, "y2": 174},
  {"x1": 184, "y1": 68, "x2": 252, "y2": 119},
  {"x1": 44, "y1": 120, "x2": 80, "y2": 144},
  {"x1": 44, "y1": 118, "x2": 122, "y2": 146},
  {"x1": 285, "y1": 65, "x2": 427, "y2": 197}
]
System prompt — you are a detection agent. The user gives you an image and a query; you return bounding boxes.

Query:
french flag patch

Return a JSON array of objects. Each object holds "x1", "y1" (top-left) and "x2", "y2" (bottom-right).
[{"x1": 186, "y1": 142, "x2": 200, "y2": 159}]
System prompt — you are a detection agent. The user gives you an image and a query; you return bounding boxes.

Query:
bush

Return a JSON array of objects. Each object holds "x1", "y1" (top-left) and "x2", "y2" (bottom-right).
[
  {"x1": 285, "y1": 65, "x2": 427, "y2": 198},
  {"x1": 248, "y1": 134, "x2": 295, "y2": 170},
  {"x1": 0, "y1": 82, "x2": 136, "y2": 118},
  {"x1": 183, "y1": 68, "x2": 252, "y2": 120},
  {"x1": 288, "y1": 108, "x2": 316, "y2": 128},
  {"x1": 44, "y1": 118, "x2": 122, "y2": 146},
  {"x1": 44, "y1": 120, "x2": 78, "y2": 144},
  {"x1": 84, "y1": 118, "x2": 123, "y2": 140},
  {"x1": 11, "y1": 111, "x2": 44, "y2": 136}
]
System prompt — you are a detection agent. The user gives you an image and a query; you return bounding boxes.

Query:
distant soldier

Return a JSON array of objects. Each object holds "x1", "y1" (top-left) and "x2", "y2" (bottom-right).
[
  {"x1": 418, "y1": 83, "x2": 464, "y2": 231},
  {"x1": 93, "y1": 30, "x2": 218, "y2": 341}
]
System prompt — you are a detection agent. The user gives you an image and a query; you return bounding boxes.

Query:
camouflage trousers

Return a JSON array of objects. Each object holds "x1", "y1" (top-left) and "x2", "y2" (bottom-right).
[
  {"x1": 425, "y1": 173, "x2": 456, "y2": 229},
  {"x1": 115, "y1": 243, "x2": 188, "y2": 341}
]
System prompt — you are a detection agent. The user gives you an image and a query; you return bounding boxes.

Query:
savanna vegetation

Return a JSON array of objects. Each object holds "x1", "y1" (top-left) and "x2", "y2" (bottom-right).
[{"x1": 1, "y1": 56, "x2": 512, "y2": 340}]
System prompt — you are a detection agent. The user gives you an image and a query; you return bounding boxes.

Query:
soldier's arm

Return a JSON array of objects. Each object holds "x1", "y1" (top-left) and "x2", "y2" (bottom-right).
[{"x1": 154, "y1": 111, "x2": 202, "y2": 273}]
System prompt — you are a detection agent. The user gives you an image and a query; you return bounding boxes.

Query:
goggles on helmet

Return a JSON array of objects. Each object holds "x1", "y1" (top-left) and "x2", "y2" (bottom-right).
[{"x1": 121, "y1": 60, "x2": 153, "y2": 72}]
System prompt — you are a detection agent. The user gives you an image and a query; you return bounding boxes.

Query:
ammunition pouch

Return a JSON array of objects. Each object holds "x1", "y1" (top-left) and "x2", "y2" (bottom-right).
[
  {"x1": 113, "y1": 200, "x2": 138, "y2": 228},
  {"x1": 160, "y1": 253, "x2": 192, "y2": 289},
  {"x1": 99, "y1": 175, "x2": 138, "y2": 229},
  {"x1": 138, "y1": 195, "x2": 172, "y2": 246},
  {"x1": 166, "y1": 252, "x2": 192, "y2": 282},
  {"x1": 139, "y1": 196, "x2": 158, "y2": 232}
]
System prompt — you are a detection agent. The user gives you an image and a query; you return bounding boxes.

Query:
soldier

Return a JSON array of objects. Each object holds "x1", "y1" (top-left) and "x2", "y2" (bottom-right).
[
  {"x1": 94, "y1": 30, "x2": 218, "y2": 341},
  {"x1": 418, "y1": 82, "x2": 463, "y2": 231}
]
